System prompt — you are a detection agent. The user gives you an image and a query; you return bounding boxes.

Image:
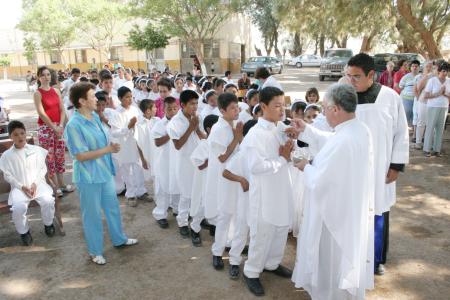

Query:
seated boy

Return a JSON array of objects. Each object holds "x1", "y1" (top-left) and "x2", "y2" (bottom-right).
[{"x1": 0, "y1": 121, "x2": 55, "y2": 245}]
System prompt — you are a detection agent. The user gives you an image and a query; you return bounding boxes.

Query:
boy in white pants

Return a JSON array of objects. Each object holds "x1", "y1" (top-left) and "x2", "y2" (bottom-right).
[{"x1": 0, "y1": 121, "x2": 55, "y2": 245}]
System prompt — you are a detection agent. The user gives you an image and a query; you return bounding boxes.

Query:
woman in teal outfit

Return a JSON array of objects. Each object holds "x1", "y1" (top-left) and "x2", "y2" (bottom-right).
[{"x1": 64, "y1": 82, "x2": 138, "y2": 265}]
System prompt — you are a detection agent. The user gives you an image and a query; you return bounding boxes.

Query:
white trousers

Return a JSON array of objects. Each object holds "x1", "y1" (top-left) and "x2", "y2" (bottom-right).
[
  {"x1": 169, "y1": 195, "x2": 180, "y2": 214},
  {"x1": 113, "y1": 158, "x2": 125, "y2": 194},
  {"x1": 190, "y1": 205, "x2": 205, "y2": 233},
  {"x1": 415, "y1": 101, "x2": 428, "y2": 145},
  {"x1": 243, "y1": 217, "x2": 289, "y2": 278},
  {"x1": 211, "y1": 212, "x2": 236, "y2": 256},
  {"x1": 10, "y1": 188, "x2": 55, "y2": 234},
  {"x1": 176, "y1": 196, "x2": 191, "y2": 227},
  {"x1": 229, "y1": 215, "x2": 249, "y2": 265},
  {"x1": 119, "y1": 162, "x2": 147, "y2": 198},
  {"x1": 152, "y1": 180, "x2": 180, "y2": 220}
]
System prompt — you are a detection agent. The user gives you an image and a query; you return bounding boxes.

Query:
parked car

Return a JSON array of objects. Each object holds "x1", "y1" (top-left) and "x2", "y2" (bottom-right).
[
  {"x1": 373, "y1": 53, "x2": 426, "y2": 79},
  {"x1": 319, "y1": 48, "x2": 353, "y2": 81},
  {"x1": 287, "y1": 54, "x2": 322, "y2": 68},
  {"x1": 241, "y1": 56, "x2": 283, "y2": 77}
]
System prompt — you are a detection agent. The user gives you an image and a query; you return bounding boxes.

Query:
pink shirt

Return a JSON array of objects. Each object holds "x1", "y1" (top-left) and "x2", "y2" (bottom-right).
[{"x1": 155, "y1": 97, "x2": 180, "y2": 118}]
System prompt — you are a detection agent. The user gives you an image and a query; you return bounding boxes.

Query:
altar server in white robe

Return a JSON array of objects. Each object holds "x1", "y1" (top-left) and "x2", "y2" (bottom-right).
[
  {"x1": 287, "y1": 83, "x2": 375, "y2": 300},
  {"x1": 151, "y1": 97, "x2": 180, "y2": 229},
  {"x1": 346, "y1": 53, "x2": 409, "y2": 276},
  {"x1": 240, "y1": 86, "x2": 294, "y2": 297},
  {"x1": 135, "y1": 99, "x2": 159, "y2": 181},
  {"x1": 190, "y1": 115, "x2": 219, "y2": 237},
  {"x1": 167, "y1": 90, "x2": 206, "y2": 244},
  {"x1": 207, "y1": 93, "x2": 242, "y2": 270},
  {"x1": 0, "y1": 121, "x2": 55, "y2": 245}
]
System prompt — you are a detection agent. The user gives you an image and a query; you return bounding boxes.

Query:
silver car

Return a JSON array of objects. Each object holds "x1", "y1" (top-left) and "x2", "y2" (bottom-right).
[
  {"x1": 319, "y1": 48, "x2": 353, "y2": 81},
  {"x1": 287, "y1": 54, "x2": 321, "y2": 68},
  {"x1": 241, "y1": 56, "x2": 283, "y2": 76}
]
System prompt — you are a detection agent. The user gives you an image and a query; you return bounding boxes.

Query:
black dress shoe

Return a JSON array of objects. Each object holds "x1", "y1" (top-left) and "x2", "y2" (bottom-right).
[
  {"x1": 212, "y1": 255, "x2": 224, "y2": 270},
  {"x1": 375, "y1": 264, "x2": 385, "y2": 276},
  {"x1": 243, "y1": 275, "x2": 265, "y2": 296},
  {"x1": 200, "y1": 219, "x2": 211, "y2": 229},
  {"x1": 229, "y1": 264, "x2": 240, "y2": 280},
  {"x1": 209, "y1": 225, "x2": 216, "y2": 237},
  {"x1": 20, "y1": 231, "x2": 33, "y2": 246},
  {"x1": 225, "y1": 246, "x2": 231, "y2": 252},
  {"x1": 117, "y1": 189, "x2": 126, "y2": 196},
  {"x1": 264, "y1": 265, "x2": 292, "y2": 278},
  {"x1": 157, "y1": 219, "x2": 169, "y2": 229},
  {"x1": 242, "y1": 245, "x2": 249, "y2": 255},
  {"x1": 179, "y1": 226, "x2": 190, "y2": 238},
  {"x1": 191, "y1": 229, "x2": 202, "y2": 247},
  {"x1": 44, "y1": 224, "x2": 55, "y2": 237}
]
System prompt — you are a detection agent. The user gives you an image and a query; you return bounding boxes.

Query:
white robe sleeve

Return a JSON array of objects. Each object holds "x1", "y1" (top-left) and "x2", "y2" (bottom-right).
[
  {"x1": 390, "y1": 92, "x2": 409, "y2": 164},
  {"x1": 247, "y1": 146, "x2": 287, "y2": 175},
  {"x1": 109, "y1": 113, "x2": 134, "y2": 139},
  {"x1": 299, "y1": 124, "x2": 333, "y2": 155}
]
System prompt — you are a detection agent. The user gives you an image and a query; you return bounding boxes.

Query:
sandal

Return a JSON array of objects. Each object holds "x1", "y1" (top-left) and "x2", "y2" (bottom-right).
[
  {"x1": 91, "y1": 255, "x2": 106, "y2": 265},
  {"x1": 60, "y1": 184, "x2": 75, "y2": 193},
  {"x1": 55, "y1": 189, "x2": 63, "y2": 198}
]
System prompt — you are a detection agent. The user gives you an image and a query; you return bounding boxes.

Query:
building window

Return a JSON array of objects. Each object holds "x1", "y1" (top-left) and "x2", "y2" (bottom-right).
[
  {"x1": 110, "y1": 46, "x2": 123, "y2": 61},
  {"x1": 204, "y1": 40, "x2": 220, "y2": 58},
  {"x1": 50, "y1": 51, "x2": 61, "y2": 64},
  {"x1": 181, "y1": 42, "x2": 196, "y2": 59},
  {"x1": 74, "y1": 49, "x2": 87, "y2": 63}
]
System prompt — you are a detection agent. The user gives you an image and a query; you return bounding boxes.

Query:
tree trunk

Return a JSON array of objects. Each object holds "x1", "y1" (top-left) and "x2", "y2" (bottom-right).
[
  {"x1": 360, "y1": 31, "x2": 376, "y2": 53},
  {"x1": 273, "y1": 30, "x2": 281, "y2": 57},
  {"x1": 192, "y1": 42, "x2": 207, "y2": 75},
  {"x1": 291, "y1": 31, "x2": 303, "y2": 57},
  {"x1": 255, "y1": 45, "x2": 262, "y2": 56},
  {"x1": 340, "y1": 35, "x2": 348, "y2": 48},
  {"x1": 319, "y1": 34, "x2": 325, "y2": 57},
  {"x1": 314, "y1": 37, "x2": 319, "y2": 55},
  {"x1": 396, "y1": 0, "x2": 443, "y2": 58}
]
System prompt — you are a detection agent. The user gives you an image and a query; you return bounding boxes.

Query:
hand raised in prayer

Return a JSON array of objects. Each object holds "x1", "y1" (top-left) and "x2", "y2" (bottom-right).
[
  {"x1": 128, "y1": 116, "x2": 137, "y2": 129},
  {"x1": 294, "y1": 159, "x2": 309, "y2": 171},
  {"x1": 386, "y1": 168, "x2": 399, "y2": 184},
  {"x1": 109, "y1": 142, "x2": 121, "y2": 153},
  {"x1": 189, "y1": 115, "x2": 200, "y2": 132},
  {"x1": 279, "y1": 139, "x2": 294, "y2": 162},
  {"x1": 239, "y1": 177, "x2": 249, "y2": 192},
  {"x1": 233, "y1": 121, "x2": 244, "y2": 142}
]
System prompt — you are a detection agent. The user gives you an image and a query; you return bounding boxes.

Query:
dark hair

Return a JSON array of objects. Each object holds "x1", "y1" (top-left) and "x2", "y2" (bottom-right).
[
  {"x1": 95, "y1": 91, "x2": 108, "y2": 102},
  {"x1": 246, "y1": 89, "x2": 259, "y2": 102},
  {"x1": 117, "y1": 86, "x2": 132, "y2": 99},
  {"x1": 90, "y1": 78, "x2": 99, "y2": 85},
  {"x1": 139, "y1": 99, "x2": 155, "y2": 113},
  {"x1": 225, "y1": 70, "x2": 231, "y2": 77},
  {"x1": 180, "y1": 89, "x2": 199, "y2": 105},
  {"x1": 305, "y1": 104, "x2": 322, "y2": 113},
  {"x1": 398, "y1": 59, "x2": 407, "y2": 69},
  {"x1": 437, "y1": 61, "x2": 449, "y2": 72},
  {"x1": 71, "y1": 68, "x2": 81, "y2": 75},
  {"x1": 146, "y1": 79, "x2": 154, "y2": 89},
  {"x1": 243, "y1": 119, "x2": 257, "y2": 136},
  {"x1": 203, "y1": 114, "x2": 219, "y2": 132},
  {"x1": 70, "y1": 82, "x2": 96, "y2": 109},
  {"x1": 218, "y1": 92, "x2": 238, "y2": 110},
  {"x1": 249, "y1": 83, "x2": 259, "y2": 90},
  {"x1": 186, "y1": 76, "x2": 193, "y2": 82},
  {"x1": 99, "y1": 69, "x2": 112, "y2": 81},
  {"x1": 202, "y1": 82, "x2": 213, "y2": 93},
  {"x1": 214, "y1": 79, "x2": 226, "y2": 89},
  {"x1": 224, "y1": 83, "x2": 238, "y2": 91},
  {"x1": 157, "y1": 78, "x2": 172, "y2": 90},
  {"x1": 253, "y1": 104, "x2": 262, "y2": 115},
  {"x1": 164, "y1": 96, "x2": 177, "y2": 106},
  {"x1": 255, "y1": 67, "x2": 270, "y2": 79},
  {"x1": 49, "y1": 68, "x2": 58, "y2": 86},
  {"x1": 347, "y1": 53, "x2": 375, "y2": 76},
  {"x1": 204, "y1": 90, "x2": 217, "y2": 102},
  {"x1": 79, "y1": 76, "x2": 89, "y2": 82},
  {"x1": 36, "y1": 66, "x2": 50, "y2": 87},
  {"x1": 259, "y1": 86, "x2": 284, "y2": 105},
  {"x1": 291, "y1": 101, "x2": 307, "y2": 113},
  {"x1": 410, "y1": 59, "x2": 420, "y2": 66},
  {"x1": 306, "y1": 87, "x2": 319, "y2": 98},
  {"x1": 8, "y1": 120, "x2": 26, "y2": 135}
]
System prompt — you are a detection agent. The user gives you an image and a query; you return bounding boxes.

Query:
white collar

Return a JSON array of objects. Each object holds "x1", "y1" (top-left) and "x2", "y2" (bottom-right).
[
  {"x1": 334, "y1": 118, "x2": 356, "y2": 132},
  {"x1": 258, "y1": 117, "x2": 277, "y2": 130}
]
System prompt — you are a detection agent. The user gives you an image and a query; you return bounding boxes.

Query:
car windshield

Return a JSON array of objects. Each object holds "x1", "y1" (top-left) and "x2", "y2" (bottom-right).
[
  {"x1": 248, "y1": 57, "x2": 269, "y2": 63},
  {"x1": 324, "y1": 50, "x2": 352, "y2": 58}
]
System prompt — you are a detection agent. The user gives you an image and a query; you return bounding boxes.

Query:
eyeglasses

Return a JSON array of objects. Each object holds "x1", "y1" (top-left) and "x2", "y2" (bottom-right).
[{"x1": 345, "y1": 74, "x2": 363, "y2": 82}]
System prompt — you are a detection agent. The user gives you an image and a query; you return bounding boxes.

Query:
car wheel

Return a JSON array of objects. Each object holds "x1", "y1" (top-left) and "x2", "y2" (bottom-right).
[
  {"x1": 296, "y1": 62, "x2": 302, "y2": 68},
  {"x1": 319, "y1": 75, "x2": 325, "y2": 81}
]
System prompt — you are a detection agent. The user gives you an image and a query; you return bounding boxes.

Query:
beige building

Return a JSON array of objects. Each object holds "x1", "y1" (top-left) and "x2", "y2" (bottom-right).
[{"x1": 0, "y1": 14, "x2": 252, "y2": 78}]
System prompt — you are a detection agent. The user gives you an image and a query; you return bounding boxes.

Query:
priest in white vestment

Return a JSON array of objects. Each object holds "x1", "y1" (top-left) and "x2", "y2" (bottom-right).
[{"x1": 287, "y1": 83, "x2": 375, "y2": 300}]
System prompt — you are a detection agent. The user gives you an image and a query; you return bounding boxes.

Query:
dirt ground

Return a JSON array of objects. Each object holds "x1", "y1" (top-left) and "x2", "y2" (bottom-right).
[{"x1": 0, "y1": 78, "x2": 449, "y2": 300}]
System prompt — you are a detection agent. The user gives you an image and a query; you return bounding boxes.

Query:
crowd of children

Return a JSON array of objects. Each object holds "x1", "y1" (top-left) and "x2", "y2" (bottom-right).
[{"x1": 3, "y1": 65, "x2": 334, "y2": 297}]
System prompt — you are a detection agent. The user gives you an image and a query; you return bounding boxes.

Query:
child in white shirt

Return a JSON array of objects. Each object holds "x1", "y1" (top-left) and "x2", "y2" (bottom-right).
[
  {"x1": 109, "y1": 86, "x2": 149, "y2": 207},
  {"x1": 205, "y1": 93, "x2": 243, "y2": 270},
  {"x1": 190, "y1": 114, "x2": 219, "y2": 242},
  {"x1": 151, "y1": 97, "x2": 180, "y2": 228},
  {"x1": 167, "y1": 90, "x2": 206, "y2": 243},
  {"x1": 0, "y1": 121, "x2": 55, "y2": 246}
]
